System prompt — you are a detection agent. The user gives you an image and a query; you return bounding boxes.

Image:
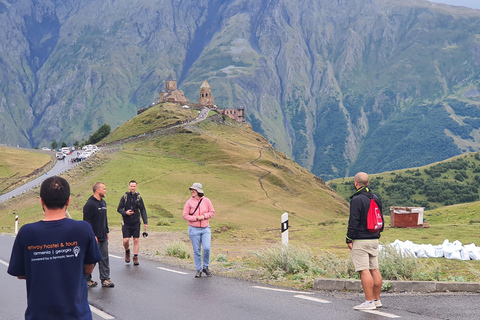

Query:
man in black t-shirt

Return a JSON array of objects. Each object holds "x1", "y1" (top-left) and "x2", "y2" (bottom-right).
[
  {"x1": 117, "y1": 180, "x2": 148, "y2": 265},
  {"x1": 83, "y1": 182, "x2": 115, "y2": 288}
]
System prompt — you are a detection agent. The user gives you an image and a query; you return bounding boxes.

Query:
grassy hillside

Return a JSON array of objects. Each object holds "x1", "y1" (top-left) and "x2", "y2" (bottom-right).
[
  {"x1": 0, "y1": 146, "x2": 52, "y2": 194},
  {"x1": 104, "y1": 103, "x2": 200, "y2": 143},
  {"x1": 0, "y1": 104, "x2": 348, "y2": 252},
  {"x1": 2, "y1": 104, "x2": 480, "y2": 284},
  {"x1": 329, "y1": 152, "x2": 480, "y2": 211}
]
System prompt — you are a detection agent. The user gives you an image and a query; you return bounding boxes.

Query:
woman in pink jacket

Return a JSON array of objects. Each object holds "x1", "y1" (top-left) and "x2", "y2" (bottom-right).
[{"x1": 182, "y1": 182, "x2": 215, "y2": 278}]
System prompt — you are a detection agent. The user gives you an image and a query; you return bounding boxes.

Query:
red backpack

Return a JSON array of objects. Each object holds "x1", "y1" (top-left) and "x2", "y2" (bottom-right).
[{"x1": 367, "y1": 198, "x2": 383, "y2": 233}]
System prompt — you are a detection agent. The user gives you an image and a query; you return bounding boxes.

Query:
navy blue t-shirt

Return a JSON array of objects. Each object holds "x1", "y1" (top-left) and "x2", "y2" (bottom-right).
[{"x1": 7, "y1": 218, "x2": 102, "y2": 320}]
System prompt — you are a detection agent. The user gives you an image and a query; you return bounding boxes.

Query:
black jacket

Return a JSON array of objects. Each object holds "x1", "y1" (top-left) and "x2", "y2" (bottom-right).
[
  {"x1": 117, "y1": 192, "x2": 148, "y2": 226},
  {"x1": 346, "y1": 186, "x2": 383, "y2": 243},
  {"x1": 83, "y1": 195, "x2": 109, "y2": 241}
]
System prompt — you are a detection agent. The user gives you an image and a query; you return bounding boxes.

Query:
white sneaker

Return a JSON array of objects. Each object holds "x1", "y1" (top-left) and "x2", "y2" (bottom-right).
[
  {"x1": 354, "y1": 301, "x2": 376, "y2": 310},
  {"x1": 374, "y1": 299, "x2": 382, "y2": 308}
]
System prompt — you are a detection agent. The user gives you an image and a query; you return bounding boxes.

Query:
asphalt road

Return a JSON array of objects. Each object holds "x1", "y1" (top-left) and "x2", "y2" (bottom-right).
[
  {"x1": 0, "y1": 152, "x2": 78, "y2": 203},
  {"x1": 1, "y1": 138, "x2": 479, "y2": 319},
  {"x1": 2, "y1": 235, "x2": 480, "y2": 320}
]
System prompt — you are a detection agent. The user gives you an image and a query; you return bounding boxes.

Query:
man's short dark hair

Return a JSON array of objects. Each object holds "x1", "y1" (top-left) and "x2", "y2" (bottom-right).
[
  {"x1": 40, "y1": 176, "x2": 70, "y2": 209},
  {"x1": 129, "y1": 180, "x2": 137, "y2": 185},
  {"x1": 92, "y1": 182, "x2": 104, "y2": 193}
]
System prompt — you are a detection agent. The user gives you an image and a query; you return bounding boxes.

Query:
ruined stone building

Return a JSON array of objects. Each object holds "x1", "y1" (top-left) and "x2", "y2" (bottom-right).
[
  {"x1": 153, "y1": 76, "x2": 246, "y2": 123},
  {"x1": 198, "y1": 79, "x2": 214, "y2": 106},
  {"x1": 219, "y1": 108, "x2": 245, "y2": 122},
  {"x1": 157, "y1": 74, "x2": 189, "y2": 104}
]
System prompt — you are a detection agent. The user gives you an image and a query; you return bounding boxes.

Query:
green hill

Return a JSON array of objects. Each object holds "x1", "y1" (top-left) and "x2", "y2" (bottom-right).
[
  {"x1": 0, "y1": 104, "x2": 348, "y2": 243},
  {"x1": 3, "y1": 107, "x2": 480, "y2": 283},
  {"x1": 0, "y1": 146, "x2": 52, "y2": 194},
  {"x1": 329, "y1": 152, "x2": 480, "y2": 211}
]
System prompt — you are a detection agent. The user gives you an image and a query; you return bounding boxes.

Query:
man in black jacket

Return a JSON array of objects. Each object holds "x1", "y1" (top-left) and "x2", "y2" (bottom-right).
[
  {"x1": 83, "y1": 182, "x2": 114, "y2": 288},
  {"x1": 117, "y1": 180, "x2": 148, "y2": 266},
  {"x1": 346, "y1": 172, "x2": 383, "y2": 310}
]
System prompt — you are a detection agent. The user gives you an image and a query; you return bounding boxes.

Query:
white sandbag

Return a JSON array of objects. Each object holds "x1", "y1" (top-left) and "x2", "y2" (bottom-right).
[
  {"x1": 391, "y1": 240, "x2": 414, "y2": 257},
  {"x1": 416, "y1": 248, "x2": 428, "y2": 258},
  {"x1": 444, "y1": 250, "x2": 462, "y2": 260},
  {"x1": 401, "y1": 240, "x2": 418, "y2": 257},
  {"x1": 452, "y1": 240, "x2": 463, "y2": 247},
  {"x1": 464, "y1": 244, "x2": 480, "y2": 260},
  {"x1": 433, "y1": 245, "x2": 444, "y2": 258},
  {"x1": 388, "y1": 239, "x2": 472, "y2": 260},
  {"x1": 424, "y1": 244, "x2": 438, "y2": 258},
  {"x1": 443, "y1": 243, "x2": 466, "y2": 260},
  {"x1": 459, "y1": 248, "x2": 471, "y2": 261}
]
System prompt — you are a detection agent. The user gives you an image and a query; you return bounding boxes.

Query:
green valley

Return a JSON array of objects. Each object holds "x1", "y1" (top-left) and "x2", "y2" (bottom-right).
[{"x1": 2, "y1": 103, "x2": 480, "y2": 286}]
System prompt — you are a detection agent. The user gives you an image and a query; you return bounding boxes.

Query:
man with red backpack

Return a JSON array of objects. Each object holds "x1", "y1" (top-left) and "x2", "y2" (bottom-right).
[{"x1": 346, "y1": 172, "x2": 384, "y2": 310}]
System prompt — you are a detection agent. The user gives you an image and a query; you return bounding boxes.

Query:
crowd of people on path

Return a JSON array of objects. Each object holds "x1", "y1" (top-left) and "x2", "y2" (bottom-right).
[{"x1": 7, "y1": 176, "x2": 215, "y2": 319}]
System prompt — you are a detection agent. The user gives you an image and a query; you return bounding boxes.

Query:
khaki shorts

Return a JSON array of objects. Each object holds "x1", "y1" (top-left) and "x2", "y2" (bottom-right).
[{"x1": 350, "y1": 240, "x2": 379, "y2": 271}]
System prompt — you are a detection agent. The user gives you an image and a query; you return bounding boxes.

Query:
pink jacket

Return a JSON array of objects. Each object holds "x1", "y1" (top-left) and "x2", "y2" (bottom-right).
[{"x1": 182, "y1": 196, "x2": 215, "y2": 227}]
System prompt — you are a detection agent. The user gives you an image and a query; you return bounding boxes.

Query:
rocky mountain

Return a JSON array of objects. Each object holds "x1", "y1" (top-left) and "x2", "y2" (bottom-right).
[{"x1": 1, "y1": 0, "x2": 480, "y2": 180}]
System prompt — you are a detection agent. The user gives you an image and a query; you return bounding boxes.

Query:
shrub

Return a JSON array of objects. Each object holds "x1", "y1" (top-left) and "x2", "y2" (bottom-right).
[
  {"x1": 467, "y1": 264, "x2": 480, "y2": 281},
  {"x1": 314, "y1": 250, "x2": 357, "y2": 279},
  {"x1": 165, "y1": 240, "x2": 190, "y2": 259},
  {"x1": 156, "y1": 220, "x2": 171, "y2": 226},
  {"x1": 381, "y1": 281, "x2": 392, "y2": 291},
  {"x1": 379, "y1": 244, "x2": 441, "y2": 281},
  {"x1": 214, "y1": 254, "x2": 228, "y2": 262},
  {"x1": 254, "y1": 244, "x2": 318, "y2": 278},
  {"x1": 317, "y1": 220, "x2": 339, "y2": 226},
  {"x1": 86, "y1": 123, "x2": 111, "y2": 144}
]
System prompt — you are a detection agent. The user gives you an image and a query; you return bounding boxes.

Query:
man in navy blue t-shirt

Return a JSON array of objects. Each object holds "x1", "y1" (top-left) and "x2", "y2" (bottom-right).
[{"x1": 8, "y1": 176, "x2": 102, "y2": 320}]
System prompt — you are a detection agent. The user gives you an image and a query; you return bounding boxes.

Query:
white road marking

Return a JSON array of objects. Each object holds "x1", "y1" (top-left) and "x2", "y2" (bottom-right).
[
  {"x1": 109, "y1": 254, "x2": 123, "y2": 259},
  {"x1": 0, "y1": 259, "x2": 8, "y2": 267},
  {"x1": 361, "y1": 309, "x2": 401, "y2": 318},
  {"x1": 90, "y1": 305, "x2": 115, "y2": 319},
  {"x1": 294, "y1": 294, "x2": 331, "y2": 303},
  {"x1": 156, "y1": 267, "x2": 188, "y2": 274},
  {"x1": 252, "y1": 286, "x2": 314, "y2": 294}
]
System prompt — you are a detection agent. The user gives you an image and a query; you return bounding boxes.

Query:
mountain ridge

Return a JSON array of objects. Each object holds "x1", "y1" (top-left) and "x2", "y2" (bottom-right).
[{"x1": 2, "y1": 0, "x2": 480, "y2": 180}]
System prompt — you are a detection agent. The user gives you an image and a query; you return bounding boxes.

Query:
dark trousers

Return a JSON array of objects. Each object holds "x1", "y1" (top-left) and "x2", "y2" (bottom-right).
[{"x1": 86, "y1": 240, "x2": 110, "y2": 282}]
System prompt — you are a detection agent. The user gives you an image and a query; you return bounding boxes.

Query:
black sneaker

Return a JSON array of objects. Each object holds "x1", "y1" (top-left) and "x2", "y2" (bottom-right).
[
  {"x1": 202, "y1": 267, "x2": 212, "y2": 276},
  {"x1": 195, "y1": 270, "x2": 202, "y2": 278}
]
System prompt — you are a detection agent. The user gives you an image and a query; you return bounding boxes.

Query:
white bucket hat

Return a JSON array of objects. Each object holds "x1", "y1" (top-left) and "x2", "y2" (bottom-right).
[{"x1": 189, "y1": 182, "x2": 204, "y2": 194}]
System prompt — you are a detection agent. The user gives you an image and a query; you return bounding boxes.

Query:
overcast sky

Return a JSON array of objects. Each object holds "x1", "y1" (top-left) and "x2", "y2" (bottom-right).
[{"x1": 428, "y1": 0, "x2": 480, "y2": 9}]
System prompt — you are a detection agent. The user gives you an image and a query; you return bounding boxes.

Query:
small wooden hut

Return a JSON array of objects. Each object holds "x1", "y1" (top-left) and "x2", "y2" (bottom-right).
[{"x1": 390, "y1": 206, "x2": 428, "y2": 228}]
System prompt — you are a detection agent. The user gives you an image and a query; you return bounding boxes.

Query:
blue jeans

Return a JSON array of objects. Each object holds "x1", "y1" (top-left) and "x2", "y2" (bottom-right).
[{"x1": 188, "y1": 226, "x2": 211, "y2": 271}]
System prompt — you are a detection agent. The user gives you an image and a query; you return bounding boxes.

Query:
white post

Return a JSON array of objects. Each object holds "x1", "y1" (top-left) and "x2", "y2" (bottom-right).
[
  {"x1": 281, "y1": 212, "x2": 289, "y2": 246},
  {"x1": 15, "y1": 215, "x2": 18, "y2": 235}
]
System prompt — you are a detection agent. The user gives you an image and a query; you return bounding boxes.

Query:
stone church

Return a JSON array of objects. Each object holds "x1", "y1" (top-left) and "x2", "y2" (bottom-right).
[
  {"x1": 157, "y1": 76, "x2": 215, "y2": 108},
  {"x1": 154, "y1": 76, "x2": 245, "y2": 122},
  {"x1": 198, "y1": 79, "x2": 213, "y2": 106},
  {"x1": 157, "y1": 74, "x2": 190, "y2": 104}
]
